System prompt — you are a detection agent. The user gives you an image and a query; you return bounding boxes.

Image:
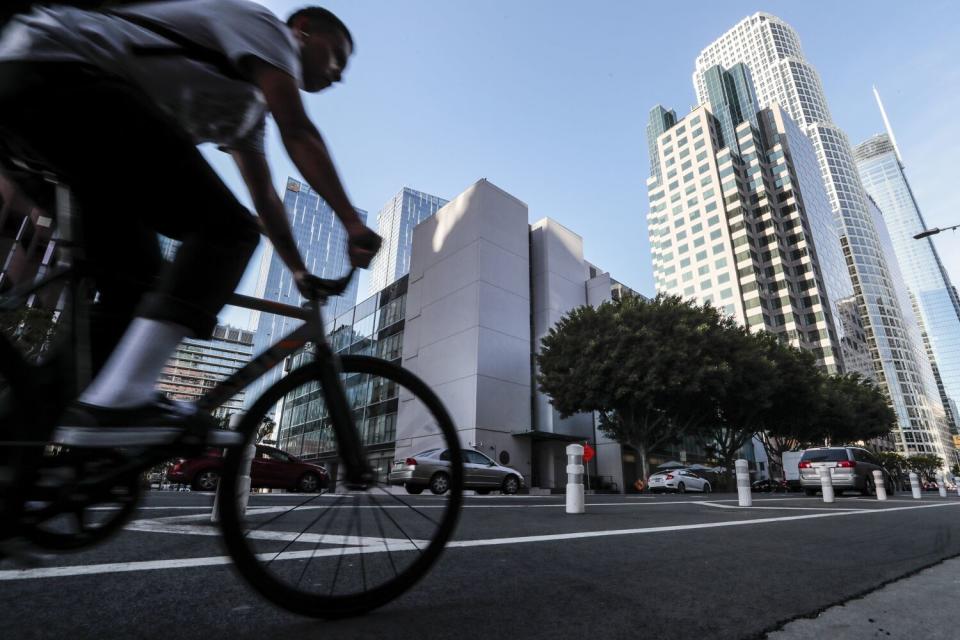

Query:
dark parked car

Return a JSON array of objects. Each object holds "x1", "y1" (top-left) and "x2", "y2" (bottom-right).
[{"x1": 166, "y1": 445, "x2": 329, "y2": 493}]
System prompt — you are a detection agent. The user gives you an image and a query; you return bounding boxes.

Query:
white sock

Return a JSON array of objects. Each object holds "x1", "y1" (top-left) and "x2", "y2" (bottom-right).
[{"x1": 79, "y1": 318, "x2": 193, "y2": 409}]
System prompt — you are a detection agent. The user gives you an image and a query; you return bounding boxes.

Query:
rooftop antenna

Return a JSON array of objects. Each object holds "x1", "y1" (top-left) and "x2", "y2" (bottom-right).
[{"x1": 873, "y1": 85, "x2": 903, "y2": 164}]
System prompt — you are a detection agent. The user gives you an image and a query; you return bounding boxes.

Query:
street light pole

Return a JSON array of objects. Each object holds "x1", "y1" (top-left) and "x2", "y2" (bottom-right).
[{"x1": 914, "y1": 224, "x2": 960, "y2": 240}]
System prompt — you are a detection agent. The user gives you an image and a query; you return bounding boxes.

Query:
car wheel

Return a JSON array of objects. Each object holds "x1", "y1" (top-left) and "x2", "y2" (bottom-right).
[
  {"x1": 476, "y1": 489, "x2": 491, "y2": 495},
  {"x1": 193, "y1": 470, "x2": 219, "y2": 492},
  {"x1": 803, "y1": 488, "x2": 817, "y2": 497},
  {"x1": 677, "y1": 482, "x2": 686, "y2": 494},
  {"x1": 702, "y1": 483, "x2": 711, "y2": 494},
  {"x1": 502, "y1": 476, "x2": 520, "y2": 495},
  {"x1": 429, "y1": 472, "x2": 450, "y2": 495},
  {"x1": 297, "y1": 472, "x2": 321, "y2": 493},
  {"x1": 405, "y1": 484, "x2": 424, "y2": 495},
  {"x1": 861, "y1": 476, "x2": 875, "y2": 497}
]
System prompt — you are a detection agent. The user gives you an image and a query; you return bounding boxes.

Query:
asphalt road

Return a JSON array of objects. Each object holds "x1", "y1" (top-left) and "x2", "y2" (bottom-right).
[{"x1": 2, "y1": 490, "x2": 960, "y2": 640}]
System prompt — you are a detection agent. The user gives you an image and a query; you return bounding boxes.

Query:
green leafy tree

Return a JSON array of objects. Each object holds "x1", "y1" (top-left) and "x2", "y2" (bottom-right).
[
  {"x1": 753, "y1": 340, "x2": 825, "y2": 479},
  {"x1": 694, "y1": 327, "x2": 777, "y2": 485},
  {"x1": 537, "y1": 294, "x2": 729, "y2": 485},
  {"x1": 820, "y1": 374, "x2": 896, "y2": 445},
  {"x1": 910, "y1": 453, "x2": 944, "y2": 482},
  {"x1": 877, "y1": 451, "x2": 909, "y2": 489}
]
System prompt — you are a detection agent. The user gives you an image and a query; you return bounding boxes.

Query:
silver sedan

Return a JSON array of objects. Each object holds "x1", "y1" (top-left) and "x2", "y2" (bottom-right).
[{"x1": 389, "y1": 448, "x2": 525, "y2": 495}]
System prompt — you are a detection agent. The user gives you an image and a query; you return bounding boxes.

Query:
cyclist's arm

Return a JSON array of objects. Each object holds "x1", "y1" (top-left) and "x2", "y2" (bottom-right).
[
  {"x1": 247, "y1": 59, "x2": 365, "y2": 237},
  {"x1": 231, "y1": 149, "x2": 308, "y2": 276}
]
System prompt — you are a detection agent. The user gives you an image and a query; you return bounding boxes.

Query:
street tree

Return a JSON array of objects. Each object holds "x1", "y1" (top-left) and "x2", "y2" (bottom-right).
[
  {"x1": 753, "y1": 339, "x2": 824, "y2": 479},
  {"x1": 694, "y1": 328, "x2": 778, "y2": 485},
  {"x1": 877, "y1": 451, "x2": 909, "y2": 489},
  {"x1": 820, "y1": 374, "x2": 896, "y2": 445},
  {"x1": 909, "y1": 453, "x2": 944, "y2": 482},
  {"x1": 537, "y1": 294, "x2": 730, "y2": 484}
]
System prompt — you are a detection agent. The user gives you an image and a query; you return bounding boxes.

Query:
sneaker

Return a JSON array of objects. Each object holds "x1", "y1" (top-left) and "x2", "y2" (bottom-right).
[{"x1": 51, "y1": 401, "x2": 243, "y2": 448}]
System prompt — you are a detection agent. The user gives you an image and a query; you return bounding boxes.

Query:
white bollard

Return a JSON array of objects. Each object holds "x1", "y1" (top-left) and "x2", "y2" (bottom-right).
[
  {"x1": 873, "y1": 470, "x2": 887, "y2": 501},
  {"x1": 819, "y1": 466, "x2": 835, "y2": 503},
  {"x1": 937, "y1": 472, "x2": 948, "y2": 498},
  {"x1": 735, "y1": 459, "x2": 752, "y2": 507},
  {"x1": 565, "y1": 444, "x2": 585, "y2": 514},
  {"x1": 955, "y1": 476, "x2": 960, "y2": 498},
  {"x1": 909, "y1": 472, "x2": 922, "y2": 500},
  {"x1": 211, "y1": 414, "x2": 253, "y2": 523}
]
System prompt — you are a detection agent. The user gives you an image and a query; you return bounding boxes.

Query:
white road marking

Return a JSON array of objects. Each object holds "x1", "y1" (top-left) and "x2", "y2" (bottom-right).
[
  {"x1": 2, "y1": 501, "x2": 958, "y2": 581},
  {"x1": 695, "y1": 502, "x2": 865, "y2": 512},
  {"x1": 125, "y1": 519, "x2": 426, "y2": 547}
]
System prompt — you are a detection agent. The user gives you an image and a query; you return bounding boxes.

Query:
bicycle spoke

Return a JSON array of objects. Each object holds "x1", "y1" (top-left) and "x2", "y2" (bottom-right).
[
  {"x1": 374, "y1": 479, "x2": 442, "y2": 526},
  {"x1": 244, "y1": 490, "x2": 330, "y2": 534},
  {"x1": 294, "y1": 492, "x2": 346, "y2": 589},
  {"x1": 265, "y1": 494, "x2": 345, "y2": 567},
  {"x1": 355, "y1": 493, "x2": 367, "y2": 594},
  {"x1": 371, "y1": 484, "x2": 425, "y2": 555},
  {"x1": 370, "y1": 489, "x2": 400, "y2": 578}
]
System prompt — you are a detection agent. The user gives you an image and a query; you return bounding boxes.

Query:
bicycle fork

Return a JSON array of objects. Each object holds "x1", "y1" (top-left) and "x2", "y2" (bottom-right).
[{"x1": 314, "y1": 343, "x2": 373, "y2": 488}]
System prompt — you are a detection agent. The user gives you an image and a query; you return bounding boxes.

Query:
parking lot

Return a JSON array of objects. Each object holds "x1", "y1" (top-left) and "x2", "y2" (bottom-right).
[{"x1": 3, "y1": 490, "x2": 960, "y2": 639}]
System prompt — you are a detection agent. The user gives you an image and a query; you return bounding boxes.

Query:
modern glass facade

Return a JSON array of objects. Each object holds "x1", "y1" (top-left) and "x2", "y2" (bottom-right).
[
  {"x1": 157, "y1": 324, "x2": 254, "y2": 420},
  {"x1": 693, "y1": 13, "x2": 953, "y2": 459},
  {"x1": 646, "y1": 106, "x2": 677, "y2": 186},
  {"x1": 855, "y1": 134, "x2": 960, "y2": 432},
  {"x1": 275, "y1": 275, "x2": 408, "y2": 482},
  {"x1": 246, "y1": 177, "x2": 367, "y2": 409},
  {"x1": 368, "y1": 188, "x2": 448, "y2": 295}
]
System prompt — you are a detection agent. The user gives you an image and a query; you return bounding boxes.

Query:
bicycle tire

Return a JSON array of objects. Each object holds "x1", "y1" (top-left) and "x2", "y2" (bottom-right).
[{"x1": 218, "y1": 355, "x2": 463, "y2": 618}]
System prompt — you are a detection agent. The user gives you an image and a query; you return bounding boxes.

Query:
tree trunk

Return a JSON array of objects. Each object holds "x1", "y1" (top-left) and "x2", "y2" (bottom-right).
[{"x1": 638, "y1": 444, "x2": 650, "y2": 493}]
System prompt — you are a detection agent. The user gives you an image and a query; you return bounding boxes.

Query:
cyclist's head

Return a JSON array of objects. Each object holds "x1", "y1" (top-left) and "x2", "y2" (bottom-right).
[{"x1": 287, "y1": 7, "x2": 354, "y2": 93}]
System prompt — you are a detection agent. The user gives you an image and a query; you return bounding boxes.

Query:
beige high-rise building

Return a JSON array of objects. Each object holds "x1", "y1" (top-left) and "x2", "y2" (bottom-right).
[{"x1": 647, "y1": 63, "x2": 852, "y2": 372}]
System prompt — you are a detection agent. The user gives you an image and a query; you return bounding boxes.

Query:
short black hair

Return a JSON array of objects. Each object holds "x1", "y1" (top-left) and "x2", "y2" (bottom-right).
[{"x1": 286, "y1": 7, "x2": 353, "y2": 49}]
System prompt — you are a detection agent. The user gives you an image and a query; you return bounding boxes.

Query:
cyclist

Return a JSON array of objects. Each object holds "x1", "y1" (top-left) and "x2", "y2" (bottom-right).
[{"x1": 0, "y1": 1, "x2": 381, "y2": 446}]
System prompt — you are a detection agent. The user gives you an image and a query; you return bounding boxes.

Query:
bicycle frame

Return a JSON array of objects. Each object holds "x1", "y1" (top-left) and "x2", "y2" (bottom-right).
[{"x1": 200, "y1": 292, "x2": 370, "y2": 484}]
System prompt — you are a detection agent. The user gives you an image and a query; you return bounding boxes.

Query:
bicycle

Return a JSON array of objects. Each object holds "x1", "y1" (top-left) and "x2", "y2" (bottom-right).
[{"x1": 0, "y1": 152, "x2": 464, "y2": 618}]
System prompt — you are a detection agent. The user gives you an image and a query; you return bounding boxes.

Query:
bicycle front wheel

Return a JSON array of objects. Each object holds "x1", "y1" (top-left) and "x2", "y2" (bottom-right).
[{"x1": 218, "y1": 355, "x2": 463, "y2": 618}]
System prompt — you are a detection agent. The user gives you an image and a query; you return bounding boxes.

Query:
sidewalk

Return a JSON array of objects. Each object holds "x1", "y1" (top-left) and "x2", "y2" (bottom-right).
[{"x1": 767, "y1": 555, "x2": 960, "y2": 639}]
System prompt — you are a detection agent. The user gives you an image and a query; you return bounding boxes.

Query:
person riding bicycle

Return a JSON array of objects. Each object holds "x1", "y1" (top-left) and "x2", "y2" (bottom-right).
[{"x1": 0, "y1": 1, "x2": 380, "y2": 446}]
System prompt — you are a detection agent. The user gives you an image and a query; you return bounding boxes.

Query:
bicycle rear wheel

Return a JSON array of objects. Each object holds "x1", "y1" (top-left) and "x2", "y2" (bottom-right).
[{"x1": 218, "y1": 355, "x2": 463, "y2": 618}]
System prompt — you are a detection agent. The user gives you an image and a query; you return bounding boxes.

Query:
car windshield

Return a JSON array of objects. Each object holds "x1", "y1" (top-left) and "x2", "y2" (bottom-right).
[
  {"x1": 412, "y1": 448, "x2": 440, "y2": 458},
  {"x1": 801, "y1": 449, "x2": 848, "y2": 462}
]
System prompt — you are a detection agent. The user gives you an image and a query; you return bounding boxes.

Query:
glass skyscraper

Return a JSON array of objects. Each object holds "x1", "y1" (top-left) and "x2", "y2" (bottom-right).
[
  {"x1": 855, "y1": 132, "x2": 960, "y2": 431},
  {"x1": 693, "y1": 12, "x2": 953, "y2": 459},
  {"x1": 246, "y1": 177, "x2": 367, "y2": 408},
  {"x1": 368, "y1": 187, "x2": 448, "y2": 295}
]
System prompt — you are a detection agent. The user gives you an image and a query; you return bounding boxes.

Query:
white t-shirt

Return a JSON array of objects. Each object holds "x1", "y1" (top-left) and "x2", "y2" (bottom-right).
[{"x1": 0, "y1": 0, "x2": 302, "y2": 153}]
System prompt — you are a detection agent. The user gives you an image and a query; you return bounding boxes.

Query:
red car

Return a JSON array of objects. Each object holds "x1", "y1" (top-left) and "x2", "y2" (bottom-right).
[{"x1": 166, "y1": 445, "x2": 329, "y2": 493}]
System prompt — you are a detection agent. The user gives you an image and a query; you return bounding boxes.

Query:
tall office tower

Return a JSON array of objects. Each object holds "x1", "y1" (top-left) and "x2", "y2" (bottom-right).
[
  {"x1": 367, "y1": 187, "x2": 448, "y2": 295},
  {"x1": 156, "y1": 324, "x2": 255, "y2": 420},
  {"x1": 855, "y1": 98, "x2": 960, "y2": 432},
  {"x1": 647, "y1": 64, "x2": 853, "y2": 373},
  {"x1": 246, "y1": 177, "x2": 367, "y2": 408},
  {"x1": 693, "y1": 13, "x2": 952, "y2": 458}
]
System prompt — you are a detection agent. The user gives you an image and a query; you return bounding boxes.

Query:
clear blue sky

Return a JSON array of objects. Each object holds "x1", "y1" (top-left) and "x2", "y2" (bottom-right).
[{"x1": 214, "y1": 0, "x2": 960, "y2": 329}]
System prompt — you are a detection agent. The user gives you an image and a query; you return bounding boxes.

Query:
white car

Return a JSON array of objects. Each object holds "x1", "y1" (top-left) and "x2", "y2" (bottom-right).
[{"x1": 647, "y1": 469, "x2": 712, "y2": 493}]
